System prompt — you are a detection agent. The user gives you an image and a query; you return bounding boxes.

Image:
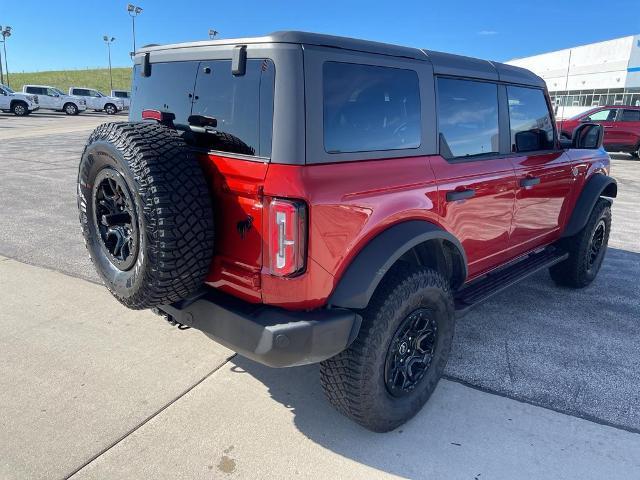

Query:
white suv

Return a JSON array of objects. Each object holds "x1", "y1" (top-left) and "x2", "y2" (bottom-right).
[
  {"x1": 110, "y1": 90, "x2": 131, "y2": 110},
  {"x1": 0, "y1": 84, "x2": 39, "y2": 116},
  {"x1": 22, "y1": 85, "x2": 87, "y2": 115},
  {"x1": 69, "y1": 87, "x2": 125, "y2": 115}
]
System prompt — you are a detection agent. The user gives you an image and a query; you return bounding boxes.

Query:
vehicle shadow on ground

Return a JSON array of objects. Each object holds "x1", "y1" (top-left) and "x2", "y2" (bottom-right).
[{"x1": 231, "y1": 247, "x2": 640, "y2": 476}]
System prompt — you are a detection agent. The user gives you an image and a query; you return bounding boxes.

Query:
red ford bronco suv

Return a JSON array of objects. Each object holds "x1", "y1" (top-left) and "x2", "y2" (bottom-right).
[{"x1": 78, "y1": 32, "x2": 617, "y2": 432}]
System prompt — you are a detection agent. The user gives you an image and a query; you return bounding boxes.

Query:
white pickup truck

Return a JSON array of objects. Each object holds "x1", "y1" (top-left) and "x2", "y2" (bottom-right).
[
  {"x1": 22, "y1": 85, "x2": 87, "y2": 115},
  {"x1": 110, "y1": 90, "x2": 131, "y2": 110},
  {"x1": 69, "y1": 87, "x2": 125, "y2": 115},
  {"x1": 0, "y1": 84, "x2": 40, "y2": 116}
]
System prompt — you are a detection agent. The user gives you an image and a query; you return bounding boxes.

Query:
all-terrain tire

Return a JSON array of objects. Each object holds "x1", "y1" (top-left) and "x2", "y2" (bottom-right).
[
  {"x1": 78, "y1": 122, "x2": 215, "y2": 309},
  {"x1": 211, "y1": 131, "x2": 255, "y2": 156},
  {"x1": 320, "y1": 265, "x2": 455, "y2": 432},
  {"x1": 549, "y1": 198, "x2": 611, "y2": 288}
]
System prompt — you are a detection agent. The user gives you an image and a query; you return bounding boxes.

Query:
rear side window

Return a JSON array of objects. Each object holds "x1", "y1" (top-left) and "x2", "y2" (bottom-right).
[
  {"x1": 322, "y1": 62, "x2": 421, "y2": 153},
  {"x1": 192, "y1": 59, "x2": 275, "y2": 157},
  {"x1": 588, "y1": 109, "x2": 615, "y2": 121},
  {"x1": 114, "y1": 91, "x2": 129, "y2": 99},
  {"x1": 26, "y1": 87, "x2": 44, "y2": 95},
  {"x1": 507, "y1": 86, "x2": 554, "y2": 152},
  {"x1": 437, "y1": 78, "x2": 499, "y2": 158},
  {"x1": 620, "y1": 109, "x2": 640, "y2": 122}
]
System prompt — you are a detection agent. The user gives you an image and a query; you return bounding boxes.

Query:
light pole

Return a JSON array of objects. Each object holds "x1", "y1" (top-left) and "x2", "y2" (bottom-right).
[
  {"x1": 0, "y1": 27, "x2": 4, "y2": 85},
  {"x1": 208, "y1": 29, "x2": 219, "y2": 40},
  {"x1": 0, "y1": 26, "x2": 11, "y2": 87},
  {"x1": 127, "y1": 4, "x2": 143, "y2": 57},
  {"x1": 104, "y1": 36, "x2": 115, "y2": 91}
]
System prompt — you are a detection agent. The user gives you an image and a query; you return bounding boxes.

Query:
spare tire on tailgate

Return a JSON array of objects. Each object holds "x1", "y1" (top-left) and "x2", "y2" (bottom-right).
[{"x1": 78, "y1": 122, "x2": 215, "y2": 309}]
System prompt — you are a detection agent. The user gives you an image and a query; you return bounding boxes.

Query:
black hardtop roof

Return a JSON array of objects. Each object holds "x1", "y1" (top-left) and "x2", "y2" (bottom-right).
[{"x1": 139, "y1": 30, "x2": 545, "y2": 87}]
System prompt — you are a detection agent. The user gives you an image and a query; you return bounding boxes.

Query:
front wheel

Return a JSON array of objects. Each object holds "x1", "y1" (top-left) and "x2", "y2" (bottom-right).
[
  {"x1": 11, "y1": 102, "x2": 28, "y2": 116},
  {"x1": 550, "y1": 198, "x2": 611, "y2": 288},
  {"x1": 104, "y1": 103, "x2": 117, "y2": 115},
  {"x1": 320, "y1": 266, "x2": 455, "y2": 432},
  {"x1": 64, "y1": 103, "x2": 79, "y2": 115}
]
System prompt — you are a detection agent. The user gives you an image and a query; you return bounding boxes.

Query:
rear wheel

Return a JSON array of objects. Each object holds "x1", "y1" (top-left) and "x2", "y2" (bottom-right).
[
  {"x1": 64, "y1": 103, "x2": 79, "y2": 115},
  {"x1": 549, "y1": 198, "x2": 611, "y2": 288},
  {"x1": 320, "y1": 266, "x2": 454, "y2": 432},
  {"x1": 78, "y1": 122, "x2": 215, "y2": 309}
]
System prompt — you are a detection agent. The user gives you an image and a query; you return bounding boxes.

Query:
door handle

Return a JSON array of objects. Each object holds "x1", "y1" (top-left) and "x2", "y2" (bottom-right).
[
  {"x1": 602, "y1": 125, "x2": 613, "y2": 128},
  {"x1": 446, "y1": 188, "x2": 475, "y2": 202},
  {"x1": 520, "y1": 177, "x2": 540, "y2": 188}
]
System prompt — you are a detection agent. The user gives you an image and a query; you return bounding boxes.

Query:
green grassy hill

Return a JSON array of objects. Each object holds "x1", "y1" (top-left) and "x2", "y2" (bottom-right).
[{"x1": 5, "y1": 68, "x2": 132, "y2": 94}]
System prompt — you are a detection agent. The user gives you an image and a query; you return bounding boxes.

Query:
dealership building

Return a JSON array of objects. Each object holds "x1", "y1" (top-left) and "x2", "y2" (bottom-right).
[{"x1": 507, "y1": 34, "x2": 640, "y2": 119}]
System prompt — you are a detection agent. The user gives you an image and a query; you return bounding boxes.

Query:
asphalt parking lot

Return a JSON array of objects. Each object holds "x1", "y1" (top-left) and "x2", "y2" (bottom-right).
[{"x1": 1, "y1": 113, "x2": 639, "y2": 479}]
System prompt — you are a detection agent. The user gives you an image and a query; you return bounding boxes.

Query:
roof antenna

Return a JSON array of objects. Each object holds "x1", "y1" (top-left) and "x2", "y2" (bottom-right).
[{"x1": 559, "y1": 48, "x2": 572, "y2": 136}]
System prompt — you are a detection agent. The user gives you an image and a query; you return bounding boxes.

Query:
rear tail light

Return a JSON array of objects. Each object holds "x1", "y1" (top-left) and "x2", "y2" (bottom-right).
[{"x1": 268, "y1": 198, "x2": 307, "y2": 276}]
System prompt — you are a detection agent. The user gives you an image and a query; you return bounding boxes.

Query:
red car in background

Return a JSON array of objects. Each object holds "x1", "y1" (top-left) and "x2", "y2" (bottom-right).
[{"x1": 559, "y1": 105, "x2": 640, "y2": 158}]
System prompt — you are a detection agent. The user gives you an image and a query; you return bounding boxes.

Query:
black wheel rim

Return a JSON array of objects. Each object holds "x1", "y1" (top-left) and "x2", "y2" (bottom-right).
[
  {"x1": 384, "y1": 308, "x2": 438, "y2": 397},
  {"x1": 92, "y1": 168, "x2": 139, "y2": 271},
  {"x1": 588, "y1": 219, "x2": 606, "y2": 268}
]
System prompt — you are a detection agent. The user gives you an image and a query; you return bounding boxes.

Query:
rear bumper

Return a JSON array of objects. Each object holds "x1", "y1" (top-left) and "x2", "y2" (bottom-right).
[{"x1": 158, "y1": 289, "x2": 361, "y2": 368}]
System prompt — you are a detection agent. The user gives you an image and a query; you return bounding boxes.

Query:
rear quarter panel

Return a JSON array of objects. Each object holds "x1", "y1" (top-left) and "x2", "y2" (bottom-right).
[{"x1": 261, "y1": 156, "x2": 441, "y2": 309}]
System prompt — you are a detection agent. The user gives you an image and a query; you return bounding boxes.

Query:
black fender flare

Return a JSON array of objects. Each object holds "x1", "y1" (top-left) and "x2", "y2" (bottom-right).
[
  {"x1": 562, "y1": 174, "x2": 617, "y2": 238},
  {"x1": 328, "y1": 220, "x2": 467, "y2": 310}
]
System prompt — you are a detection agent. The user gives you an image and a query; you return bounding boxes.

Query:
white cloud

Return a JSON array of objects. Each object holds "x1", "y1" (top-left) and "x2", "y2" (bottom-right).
[{"x1": 478, "y1": 30, "x2": 498, "y2": 36}]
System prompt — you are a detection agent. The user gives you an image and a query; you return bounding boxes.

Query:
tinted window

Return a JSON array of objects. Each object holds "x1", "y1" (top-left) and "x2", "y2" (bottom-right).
[
  {"x1": 114, "y1": 91, "x2": 129, "y2": 98},
  {"x1": 323, "y1": 62, "x2": 421, "y2": 153},
  {"x1": 73, "y1": 89, "x2": 90, "y2": 96},
  {"x1": 507, "y1": 86, "x2": 554, "y2": 152},
  {"x1": 25, "y1": 87, "x2": 43, "y2": 95},
  {"x1": 192, "y1": 59, "x2": 275, "y2": 157},
  {"x1": 130, "y1": 61, "x2": 200, "y2": 125},
  {"x1": 620, "y1": 109, "x2": 640, "y2": 122},
  {"x1": 437, "y1": 78, "x2": 499, "y2": 158}
]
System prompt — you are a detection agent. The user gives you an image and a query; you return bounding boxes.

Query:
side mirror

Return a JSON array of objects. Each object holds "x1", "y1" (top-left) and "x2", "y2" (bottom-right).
[
  {"x1": 562, "y1": 123, "x2": 603, "y2": 150},
  {"x1": 579, "y1": 117, "x2": 591, "y2": 123}
]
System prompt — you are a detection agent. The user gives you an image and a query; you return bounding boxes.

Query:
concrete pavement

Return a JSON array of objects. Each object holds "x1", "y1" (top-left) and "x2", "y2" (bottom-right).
[
  {"x1": 0, "y1": 257, "x2": 233, "y2": 479},
  {"x1": 2, "y1": 256, "x2": 639, "y2": 480}
]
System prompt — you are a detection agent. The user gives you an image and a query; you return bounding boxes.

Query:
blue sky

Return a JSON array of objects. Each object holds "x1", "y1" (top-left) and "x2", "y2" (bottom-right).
[{"x1": 1, "y1": 0, "x2": 639, "y2": 72}]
